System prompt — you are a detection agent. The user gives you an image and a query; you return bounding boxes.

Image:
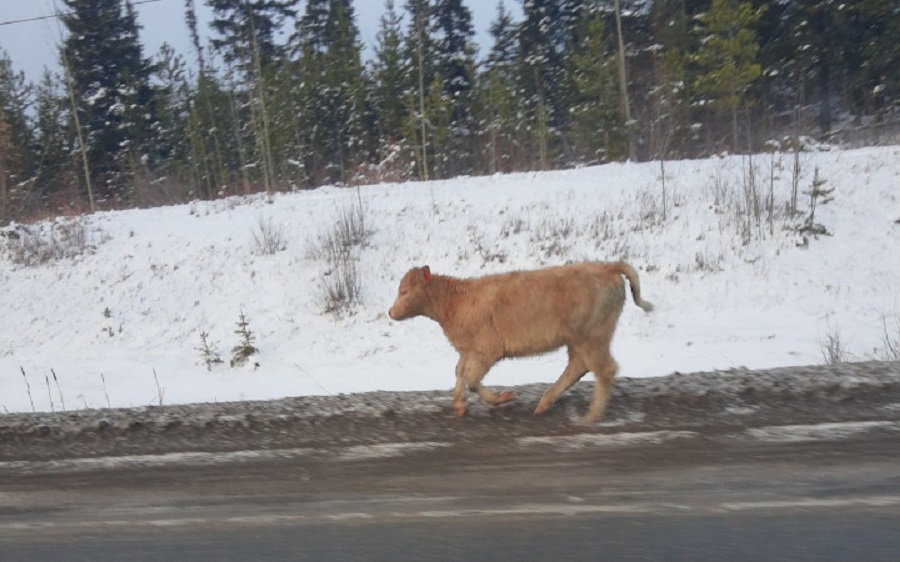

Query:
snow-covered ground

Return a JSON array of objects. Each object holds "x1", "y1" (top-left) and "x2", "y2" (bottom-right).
[{"x1": 2, "y1": 146, "x2": 899, "y2": 414}]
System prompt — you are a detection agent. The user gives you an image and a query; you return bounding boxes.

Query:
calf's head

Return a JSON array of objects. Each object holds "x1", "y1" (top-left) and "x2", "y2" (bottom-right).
[{"x1": 388, "y1": 266, "x2": 432, "y2": 320}]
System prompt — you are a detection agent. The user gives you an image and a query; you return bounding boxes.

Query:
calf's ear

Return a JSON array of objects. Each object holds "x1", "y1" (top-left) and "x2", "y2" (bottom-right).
[{"x1": 421, "y1": 265, "x2": 432, "y2": 282}]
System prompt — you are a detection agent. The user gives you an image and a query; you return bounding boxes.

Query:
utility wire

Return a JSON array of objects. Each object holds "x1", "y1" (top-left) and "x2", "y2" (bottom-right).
[{"x1": 0, "y1": 0, "x2": 163, "y2": 27}]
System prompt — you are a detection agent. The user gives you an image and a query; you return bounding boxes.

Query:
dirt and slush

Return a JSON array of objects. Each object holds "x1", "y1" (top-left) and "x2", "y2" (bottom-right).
[{"x1": 2, "y1": 361, "x2": 899, "y2": 462}]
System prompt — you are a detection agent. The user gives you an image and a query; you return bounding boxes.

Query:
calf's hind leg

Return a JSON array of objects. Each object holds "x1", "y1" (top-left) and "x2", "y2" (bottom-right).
[
  {"x1": 582, "y1": 347, "x2": 619, "y2": 423},
  {"x1": 534, "y1": 347, "x2": 588, "y2": 415}
]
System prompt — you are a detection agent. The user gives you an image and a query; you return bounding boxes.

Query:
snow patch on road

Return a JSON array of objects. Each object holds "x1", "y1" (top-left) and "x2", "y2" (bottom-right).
[
  {"x1": 741, "y1": 421, "x2": 900, "y2": 443},
  {"x1": 518, "y1": 430, "x2": 698, "y2": 449}
]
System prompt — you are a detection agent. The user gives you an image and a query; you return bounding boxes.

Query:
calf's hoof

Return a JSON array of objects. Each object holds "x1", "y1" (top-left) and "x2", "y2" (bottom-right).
[
  {"x1": 533, "y1": 403, "x2": 548, "y2": 415},
  {"x1": 496, "y1": 391, "x2": 516, "y2": 405},
  {"x1": 454, "y1": 404, "x2": 467, "y2": 417}
]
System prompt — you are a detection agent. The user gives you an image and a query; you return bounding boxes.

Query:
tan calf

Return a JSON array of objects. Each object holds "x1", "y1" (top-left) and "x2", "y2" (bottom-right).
[{"x1": 388, "y1": 261, "x2": 653, "y2": 422}]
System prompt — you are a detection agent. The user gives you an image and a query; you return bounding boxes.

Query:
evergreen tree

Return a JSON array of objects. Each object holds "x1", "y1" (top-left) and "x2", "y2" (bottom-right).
[
  {"x1": 208, "y1": 0, "x2": 295, "y2": 193},
  {"x1": 648, "y1": 0, "x2": 692, "y2": 157},
  {"x1": 429, "y1": 0, "x2": 477, "y2": 177},
  {"x1": 149, "y1": 43, "x2": 193, "y2": 204},
  {"x1": 404, "y1": 0, "x2": 436, "y2": 180},
  {"x1": 690, "y1": 0, "x2": 763, "y2": 152},
  {"x1": 479, "y1": 0, "x2": 523, "y2": 172},
  {"x1": 838, "y1": 0, "x2": 900, "y2": 120},
  {"x1": 184, "y1": 0, "x2": 234, "y2": 198},
  {"x1": 184, "y1": 62, "x2": 240, "y2": 197},
  {"x1": 0, "y1": 50, "x2": 34, "y2": 223},
  {"x1": 32, "y1": 70, "x2": 77, "y2": 215},
  {"x1": 570, "y1": 6, "x2": 624, "y2": 163},
  {"x1": 762, "y1": 0, "x2": 839, "y2": 133},
  {"x1": 519, "y1": 0, "x2": 577, "y2": 168},
  {"x1": 293, "y1": 0, "x2": 368, "y2": 185},
  {"x1": 61, "y1": 0, "x2": 160, "y2": 204},
  {"x1": 371, "y1": 0, "x2": 412, "y2": 177},
  {"x1": 207, "y1": 0, "x2": 295, "y2": 75},
  {"x1": 483, "y1": 0, "x2": 518, "y2": 84}
]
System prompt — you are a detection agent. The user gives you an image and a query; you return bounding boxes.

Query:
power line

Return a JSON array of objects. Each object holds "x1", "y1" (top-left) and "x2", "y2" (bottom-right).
[{"x1": 0, "y1": 0, "x2": 164, "y2": 27}]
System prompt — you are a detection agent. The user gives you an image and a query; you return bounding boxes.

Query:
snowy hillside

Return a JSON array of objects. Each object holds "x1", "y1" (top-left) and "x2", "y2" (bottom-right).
[{"x1": 2, "y1": 146, "x2": 899, "y2": 414}]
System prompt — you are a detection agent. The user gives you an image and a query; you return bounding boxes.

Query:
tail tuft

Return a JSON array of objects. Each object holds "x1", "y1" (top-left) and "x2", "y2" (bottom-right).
[{"x1": 615, "y1": 262, "x2": 654, "y2": 313}]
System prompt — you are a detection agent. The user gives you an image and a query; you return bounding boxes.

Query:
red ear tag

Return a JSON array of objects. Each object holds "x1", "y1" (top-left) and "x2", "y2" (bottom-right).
[{"x1": 422, "y1": 267, "x2": 432, "y2": 282}]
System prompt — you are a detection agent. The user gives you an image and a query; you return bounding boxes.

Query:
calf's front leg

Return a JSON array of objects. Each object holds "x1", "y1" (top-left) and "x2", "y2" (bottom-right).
[{"x1": 453, "y1": 354, "x2": 514, "y2": 417}]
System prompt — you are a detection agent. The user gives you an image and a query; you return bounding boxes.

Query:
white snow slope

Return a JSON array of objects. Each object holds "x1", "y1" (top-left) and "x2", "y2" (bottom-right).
[{"x1": 2, "y1": 146, "x2": 899, "y2": 414}]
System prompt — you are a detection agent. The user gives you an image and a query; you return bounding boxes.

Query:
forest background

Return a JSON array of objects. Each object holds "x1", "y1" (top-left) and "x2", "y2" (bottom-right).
[{"x1": 0, "y1": 0, "x2": 898, "y2": 223}]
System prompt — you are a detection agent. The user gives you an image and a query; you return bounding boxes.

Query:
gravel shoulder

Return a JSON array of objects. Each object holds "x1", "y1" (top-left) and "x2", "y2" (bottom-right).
[{"x1": 2, "y1": 361, "x2": 900, "y2": 462}]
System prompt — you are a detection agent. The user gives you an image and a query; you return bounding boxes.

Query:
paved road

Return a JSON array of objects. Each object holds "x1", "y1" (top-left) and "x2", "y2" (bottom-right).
[{"x1": 2, "y1": 422, "x2": 899, "y2": 561}]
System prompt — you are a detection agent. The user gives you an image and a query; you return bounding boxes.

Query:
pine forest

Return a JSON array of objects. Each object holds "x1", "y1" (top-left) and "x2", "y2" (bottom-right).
[{"x1": 0, "y1": 0, "x2": 898, "y2": 223}]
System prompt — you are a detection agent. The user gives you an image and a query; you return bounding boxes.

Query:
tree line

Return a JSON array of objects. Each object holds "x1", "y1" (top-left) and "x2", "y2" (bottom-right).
[{"x1": 0, "y1": 0, "x2": 897, "y2": 224}]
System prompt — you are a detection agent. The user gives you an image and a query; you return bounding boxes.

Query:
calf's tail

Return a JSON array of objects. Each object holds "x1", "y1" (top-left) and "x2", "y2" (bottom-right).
[{"x1": 614, "y1": 262, "x2": 654, "y2": 312}]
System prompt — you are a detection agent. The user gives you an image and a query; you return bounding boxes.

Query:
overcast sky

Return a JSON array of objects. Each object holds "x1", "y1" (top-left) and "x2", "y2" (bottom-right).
[{"x1": 0, "y1": 0, "x2": 522, "y2": 85}]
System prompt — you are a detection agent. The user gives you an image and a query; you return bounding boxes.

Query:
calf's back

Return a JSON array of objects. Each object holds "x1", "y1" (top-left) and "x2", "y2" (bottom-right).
[{"x1": 439, "y1": 262, "x2": 627, "y2": 359}]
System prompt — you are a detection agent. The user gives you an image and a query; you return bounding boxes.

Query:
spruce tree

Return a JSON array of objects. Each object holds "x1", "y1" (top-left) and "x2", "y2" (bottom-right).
[
  {"x1": 570, "y1": 7, "x2": 623, "y2": 163},
  {"x1": 150, "y1": 44, "x2": 192, "y2": 204},
  {"x1": 184, "y1": 64, "x2": 238, "y2": 197},
  {"x1": 429, "y1": 0, "x2": 477, "y2": 178},
  {"x1": 479, "y1": 0, "x2": 522, "y2": 173},
  {"x1": 690, "y1": 0, "x2": 763, "y2": 153},
  {"x1": 649, "y1": 0, "x2": 692, "y2": 156},
  {"x1": 208, "y1": 0, "x2": 295, "y2": 193},
  {"x1": 763, "y1": 0, "x2": 836, "y2": 133},
  {"x1": 61, "y1": 0, "x2": 160, "y2": 204},
  {"x1": 404, "y1": 0, "x2": 436, "y2": 180},
  {"x1": 185, "y1": 0, "x2": 231, "y2": 197},
  {"x1": 293, "y1": 0, "x2": 367, "y2": 185},
  {"x1": 32, "y1": 70, "x2": 75, "y2": 215},
  {"x1": 0, "y1": 50, "x2": 34, "y2": 223},
  {"x1": 371, "y1": 0, "x2": 411, "y2": 177},
  {"x1": 207, "y1": 0, "x2": 295, "y2": 75},
  {"x1": 839, "y1": 0, "x2": 900, "y2": 120},
  {"x1": 519, "y1": 0, "x2": 568, "y2": 169}
]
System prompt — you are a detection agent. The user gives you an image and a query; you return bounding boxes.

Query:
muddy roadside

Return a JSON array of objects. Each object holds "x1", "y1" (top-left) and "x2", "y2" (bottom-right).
[{"x1": 2, "y1": 361, "x2": 899, "y2": 462}]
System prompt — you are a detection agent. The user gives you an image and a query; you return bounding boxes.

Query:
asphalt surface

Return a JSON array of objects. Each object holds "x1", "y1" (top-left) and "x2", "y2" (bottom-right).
[{"x1": 2, "y1": 423, "x2": 900, "y2": 561}]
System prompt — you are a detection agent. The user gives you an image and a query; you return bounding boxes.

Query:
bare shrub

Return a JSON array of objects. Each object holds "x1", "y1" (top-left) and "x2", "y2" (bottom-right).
[
  {"x1": 333, "y1": 196, "x2": 370, "y2": 248},
  {"x1": 307, "y1": 196, "x2": 371, "y2": 263},
  {"x1": 308, "y1": 192, "x2": 371, "y2": 317},
  {"x1": 706, "y1": 154, "x2": 794, "y2": 244},
  {"x1": 252, "y1": 216, "x2": 287, "y2": 256},
  {"x1": 820, "y1": 325, "x2": 849, "y2": 365},
  {"x1": 739, "y1": 153, "x2": 763, "y2": 243},
  {"x1": 711, "y1": 156, "x2": 730, "y2": 206},
  {"x1": 319, "y1": 257, "x2": 362, "y2": 317},
  {"x1": 1, "y1": 217, "x2": 98, "y2": 266},
  {"x1": 693, "y1": 250, "x2": 723, "y2": 273}
]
